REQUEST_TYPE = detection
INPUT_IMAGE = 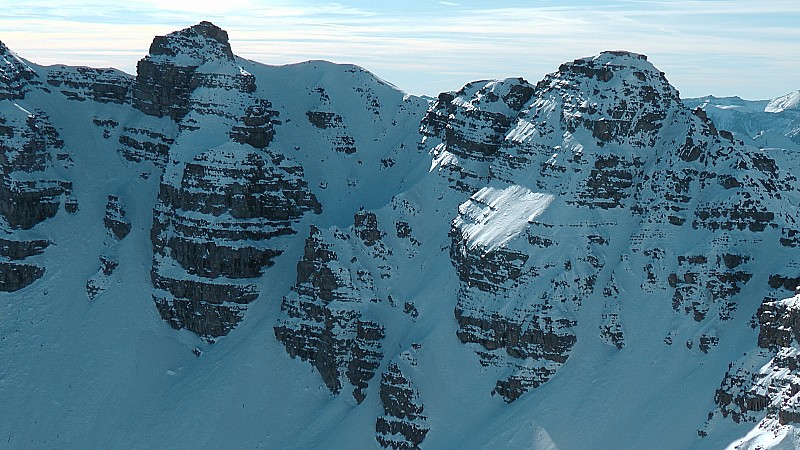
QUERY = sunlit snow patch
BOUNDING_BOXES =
[765,90,800,113]
[429,143,460,172]
[454,185,554,253]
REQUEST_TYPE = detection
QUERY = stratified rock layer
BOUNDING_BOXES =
[0,104,70,292]
[132,21,239,121]
[0,41,39,100]
[706,296,800,438]
[432,51,795,402]
[152,144,320,338]
[376,355,429,449]
[275,224,385,403]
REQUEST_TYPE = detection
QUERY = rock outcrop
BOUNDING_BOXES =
[275,224,385,403]
[305,89,358,154]
[376,353,429,449]
[422,78,535,192]
[85,195,132,300]
[705,296,800,441]
[132,21,242,121]
[0,105,71,292]
[426,50,796,402]
[230,100,278,149]
[117,124,176,167]
[103,195,131,240]
[0,109,72,230]
[46,66,131,104]
[0,41,39,100]
[152,144,320,338]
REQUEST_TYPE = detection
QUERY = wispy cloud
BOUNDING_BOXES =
[1,0,798,99]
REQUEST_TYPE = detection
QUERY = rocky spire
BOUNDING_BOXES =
[146,21,234,64]
[131,21,250,121]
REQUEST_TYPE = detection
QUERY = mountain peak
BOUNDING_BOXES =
[556,50,663,83]
[765,90,800,113]
[132,21,252,121]
[595,50,648,62]
[513,50,683,151]
[147,21,234,65]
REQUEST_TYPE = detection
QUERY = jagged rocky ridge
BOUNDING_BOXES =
[424,51,796,402]
[3,22,800,449]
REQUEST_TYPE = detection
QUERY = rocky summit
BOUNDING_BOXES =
[2,22,800,449]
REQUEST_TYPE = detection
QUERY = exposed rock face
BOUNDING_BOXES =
[422,78,535,192]
[0,110,71,230]
[86,255,120,301]
[305,87,358,154]
[86,196,131,300]
[46,66,131,104]
[427,51,796,402]
[354,211,384,247]
[152,144,321,339]
[131,21,249,121]
[0,41,39,100]
[0,106,70,292]
[599,275,625,349]
[376,354,429,449]
[450,234,583,401]
[103,195,131,240]
[0,261,44,292]
[552,52,677,149]
[0,238,49,260]
[230,100,278,149]
[707,296,800,433]
[275,225,385,403]
[447,184,600,401]
[117,125,175,167]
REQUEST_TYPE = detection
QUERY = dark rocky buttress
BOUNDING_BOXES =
[274,224,385,403]
[152,145,320,339]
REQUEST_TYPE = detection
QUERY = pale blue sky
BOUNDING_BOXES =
[1,0,798,99]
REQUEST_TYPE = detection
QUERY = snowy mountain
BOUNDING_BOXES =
[2,22,800,449]
[684,94,800,152]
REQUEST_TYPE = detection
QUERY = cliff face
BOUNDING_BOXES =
[151,144,321,338]
[376,352,429,449]
[0,41,40,101]
[0,93,71,291]
[5,23,800,449]
[421,78,535,192]
[274,223,386,403]
[419,51,794,405]
[132,21,243,122]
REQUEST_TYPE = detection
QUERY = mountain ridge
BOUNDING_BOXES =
[2,21,800,449]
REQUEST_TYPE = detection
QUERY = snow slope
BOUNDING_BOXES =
[454,186,553,253]
[1,23,800,450]
[765,91,800,114]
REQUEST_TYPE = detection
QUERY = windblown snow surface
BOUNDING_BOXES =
[454,186,554,253]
